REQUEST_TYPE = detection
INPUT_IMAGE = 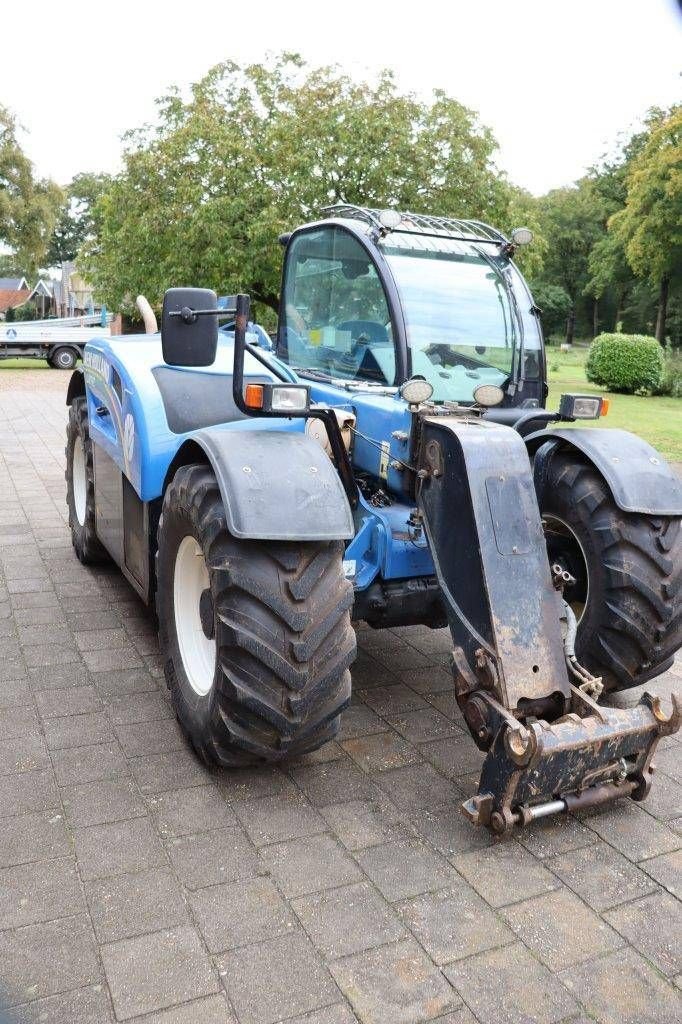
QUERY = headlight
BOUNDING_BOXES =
[511,227,533,246]
[558,393,605,419]
[244,383,310,413]
[399,377,434,405]
[473,384,505,408]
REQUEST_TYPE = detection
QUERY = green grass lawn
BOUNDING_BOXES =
[546,345,682,463]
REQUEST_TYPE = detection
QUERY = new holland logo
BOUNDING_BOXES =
[123,414,135,464]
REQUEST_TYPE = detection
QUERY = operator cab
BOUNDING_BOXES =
[275,206,546,408]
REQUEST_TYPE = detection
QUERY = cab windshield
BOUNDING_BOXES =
[383,240,542,403]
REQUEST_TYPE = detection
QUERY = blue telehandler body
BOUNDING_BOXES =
[65,206,681,833]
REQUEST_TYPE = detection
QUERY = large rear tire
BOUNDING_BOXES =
[65,397,109,564]
[541,453,681,693]
[156,463,356,766]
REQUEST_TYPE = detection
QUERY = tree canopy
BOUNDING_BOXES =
[83,55,533,319]
[0,105,62,272]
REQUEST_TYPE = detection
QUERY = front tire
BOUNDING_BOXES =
[65,397,108,564]
[541,453,681,692]
[156,464,356,766]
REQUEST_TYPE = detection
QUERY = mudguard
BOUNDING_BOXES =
[190,427,354,541]
[65,367,86,405]
[527,427,682,516]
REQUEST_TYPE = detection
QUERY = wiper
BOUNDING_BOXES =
[290,366,334,383]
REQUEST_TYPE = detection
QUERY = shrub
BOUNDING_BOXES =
[657,345,682,398]
[585,333,664,394]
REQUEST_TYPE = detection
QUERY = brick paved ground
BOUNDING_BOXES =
[0,366,680,1024]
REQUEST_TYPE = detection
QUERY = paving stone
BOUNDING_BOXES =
[167,826,259,890]
[387,707,460,745]
[101,924,218,1021]
[190,876,296,953]
[9,984,114,1023]
[51,741,129,785]
[0,658,27,683]
[0,915,101,1005]
[377,763,462,815]
[444,942,577,1024]
[330,937,459,1024]
[42,709,114,750]
[122,995,237,1023]
[341,732,422,773]
[560,947,681,1024]
[516,814,597,859]
[453,841,558,908]
[397,880,515,965]
[321,798,411,851]
[502,888,623,971]
[604,891,681,977]
[338,702,386,740]
[356,838,459,901]
[418,731,485,778]
[217,766,293,802]
[81,646,144,672]
[23,643,81,668]
[584,800,680,860]
[28,662,91,690]
[259,833,362,897]
[357,683,428,716]
[0,676,31,708]
[74,816,167,880]
[290,759,377,806]
[292,880,405,959]
[62,777,147,828]
[411,804,495,859]
[0,706,40,740]
[86,867,189,943]
[0,770,60,817]
[234,789,328,846]
[147,784,237,837]
[284,1007,358,1024]
[0,810,71,867]
[0,857,83,928]
[104,690,172,725]
[67,609,121,631]
[92,667,160,696]
[74,627,128,651]
[547,842,659,911]
[130,750,212,794]
[114,718,186,756]
[218,931,339,1024]
[640,848,681,897]
[34,685,103,719]
[0,734,49,776]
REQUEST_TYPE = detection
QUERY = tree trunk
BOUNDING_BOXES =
[565,305,575,346]
[655,275,669,344]
[592,298,599,339]
[614,287,628,331]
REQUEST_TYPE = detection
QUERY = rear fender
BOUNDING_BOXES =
[65,368,85,405]
[177,427,354,541]
[527,427,682,516]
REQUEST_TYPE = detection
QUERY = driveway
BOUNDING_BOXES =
[0,367,680,1024]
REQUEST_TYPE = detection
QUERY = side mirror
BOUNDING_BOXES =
[161,288,219,366]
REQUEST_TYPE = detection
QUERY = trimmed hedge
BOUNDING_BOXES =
[585,333,664,394]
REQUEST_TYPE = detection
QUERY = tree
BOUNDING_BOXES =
[0,105,62,272]
[610,106,682,342]
[45,172,112,267]
[536,182,604,344]
[84,55,518,319]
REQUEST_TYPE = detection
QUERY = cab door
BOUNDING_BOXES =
[276,225,399,386]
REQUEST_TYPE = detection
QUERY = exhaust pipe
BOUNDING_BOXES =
[136,295,158,334]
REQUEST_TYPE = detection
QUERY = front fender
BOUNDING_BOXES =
[65,367,85,405]
[190,427,354,541]
[526,427,682,516]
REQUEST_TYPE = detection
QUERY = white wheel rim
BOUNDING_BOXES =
[543,513,590,624]
[72,437,87,526]
[174,535,216,697]
[59,352,71,366]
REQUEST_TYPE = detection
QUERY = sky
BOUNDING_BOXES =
[1,0,680,196]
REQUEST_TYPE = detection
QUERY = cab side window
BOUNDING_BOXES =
[278,227,395,385]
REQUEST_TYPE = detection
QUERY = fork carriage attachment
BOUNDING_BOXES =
[415,414,681,835]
